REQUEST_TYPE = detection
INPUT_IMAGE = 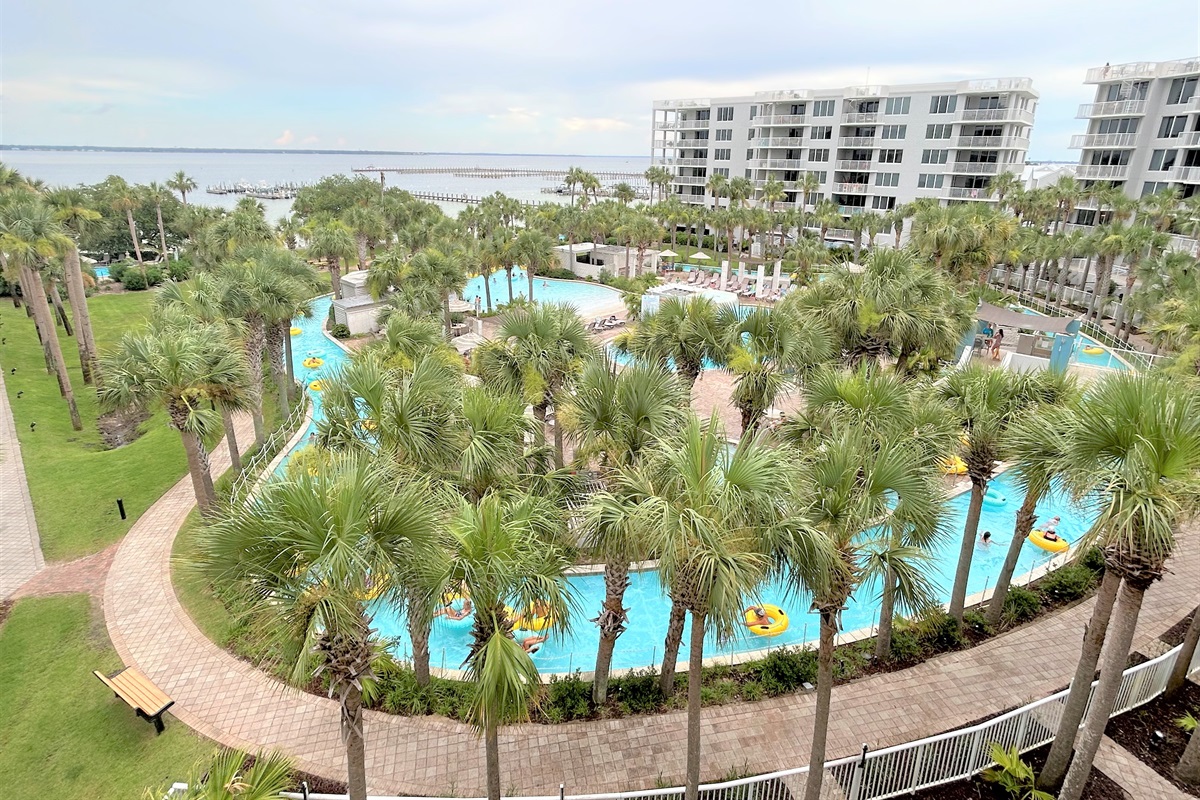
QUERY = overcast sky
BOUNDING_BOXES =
[2,0,1197,159]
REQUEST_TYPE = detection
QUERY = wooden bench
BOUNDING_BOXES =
[93,667,174,734]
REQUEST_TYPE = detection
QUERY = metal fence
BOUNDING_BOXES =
[169,635,1199,800]
[227,394,310,501]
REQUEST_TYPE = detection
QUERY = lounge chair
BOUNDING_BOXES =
[687,271,700,285]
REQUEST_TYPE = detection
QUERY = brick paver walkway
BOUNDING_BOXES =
[0,369,43,598]
[103,414,1200,796]
[1096,736,1190,799]
[11,543,117,600]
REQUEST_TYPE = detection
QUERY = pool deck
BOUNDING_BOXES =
[102,408,1200,795]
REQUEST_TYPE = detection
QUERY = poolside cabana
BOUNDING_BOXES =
[958,302,1081,373]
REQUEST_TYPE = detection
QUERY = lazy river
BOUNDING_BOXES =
[286,296,1098,674]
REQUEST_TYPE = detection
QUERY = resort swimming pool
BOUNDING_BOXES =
[1015,307,1129,371]
[462,273,624,316]
[284,298,1098,675]
[606,345,721,373]
[93,266,110,279]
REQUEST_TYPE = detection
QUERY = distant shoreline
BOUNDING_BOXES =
[0,145,640,159]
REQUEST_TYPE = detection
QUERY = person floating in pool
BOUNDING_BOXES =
[1041,516,1062,541]
[542,280,549,288]
[746,605,770,627]
[435,596,472,621]
[520,634,547,654]
[980,531,993,546]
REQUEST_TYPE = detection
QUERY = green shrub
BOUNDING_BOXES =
[1080,546,1106,574]
[144,265,164,286]
[963,610,991,636]
[917,608,966,651]
[739,681,764,701]
[700,679,737,706]
[380,669,431,716]
[887,628,923,663]
[752,647,816,696]
[168,257,191,281]
[541,671,592,723]
[543,267,578,281]
[1002,586,1042,625]
[120,269,149,291]
[108,262,128,283]
[330,323,351,339]
[611,670,664,715]
[1039,564,1096,603]
[833,643,871,681]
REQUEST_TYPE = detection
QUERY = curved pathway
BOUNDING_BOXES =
[0,369,43,598]
[104,421,1200,796]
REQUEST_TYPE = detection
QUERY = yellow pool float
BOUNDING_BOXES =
[309,380,325,391]
[1028,530,1069,553]
[1082,346,1105,355]
[291,327,303,336]
[302,357,324,369]
[514,604,555,632]
[940,455,968,475]
[744,603,789,637]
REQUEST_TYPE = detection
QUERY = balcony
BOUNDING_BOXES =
[965,77,1034,92]
[838,136,876,147]
[653,157,707,167]
[1075,164,1130,180]
[654,98,711,110]
[1167,233,1200,255]
[1077,100,1148,118]
[1084,62,1159,83]
[950,162,1001,175]
[833,182,869,194]
[749,159,805,169]
[1068,133,1140,149]
[755,137,805,147]
[759,114,807,125]
[1172,166,1200,183]
[835,160,874,171]
[958,107,1035,123]
[842,112,879,124]
[836,206,866,216]
[946,187,991,200]
[671,140,711,150]
[673,176,708,186]
[1188,96,1200,113]
[1162,58,1200,77]
[1177,130,1200,147]
[654,119,711,130]
[955,135,1030,149]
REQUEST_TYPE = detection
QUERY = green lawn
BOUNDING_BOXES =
[0,595,212,799]
[0,292,188,561]
[172,510,240,647]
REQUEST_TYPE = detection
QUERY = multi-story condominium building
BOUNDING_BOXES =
[1068,57,1200,232]
[651,78,1037,216]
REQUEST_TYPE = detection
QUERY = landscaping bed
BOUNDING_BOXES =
[906,744,1129,799]
[1105,679,1200,798]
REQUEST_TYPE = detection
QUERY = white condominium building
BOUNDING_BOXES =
[1069,57,1200,220]
[651,78,1037,215]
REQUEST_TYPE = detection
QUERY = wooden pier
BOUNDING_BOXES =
[352,166,646,181]
[405,191,540,207]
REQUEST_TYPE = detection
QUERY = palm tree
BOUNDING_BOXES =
[1050,174,1082,234]
[276,214,303,250]
[342,204,386,270]
[193,455,438,800]
[174,748,293,800]
[612,182,636,206]
[434,492,572,800]
[45,188,103,384]
[580,172,602,207]
[988,171,1023,212]
[1114,225,1169,339]
[106,178,145,265]
[147,182,173,262]
[621,296,727,388]
[797,172,822,214]
[307,220,356,299]
[784,236,829,286]
[514,228,556,301]
[408,246,468,340]
[705,172,727,211]
[100,320,250,514]
[624,214,662,278]
[564,166,587,207]
[1054,374,1200,800]
[168,170,198,205]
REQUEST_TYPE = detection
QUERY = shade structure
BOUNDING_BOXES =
[451,332,486,354]
[448,298,474,313]
[690,252,711,260]
[658,249,679,258]
[978,302,1078,335]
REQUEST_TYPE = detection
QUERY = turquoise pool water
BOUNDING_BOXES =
[1014,307,1129,371]
[285,299,1099,674]
[463,274,623,316]
[93,266,110,279]
[606,345,721,373]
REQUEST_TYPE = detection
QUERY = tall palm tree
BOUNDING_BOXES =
[988,171,1023,212]
[147,182,173,262]
[106,178,144,265]
[45,188,103,384]
[168,170,198,205]
[620,296,727,389]
[307,220,356,299]
[612,182,636,206]
[342,204,386,270]
[624,214,662,278]
[100,320,250,514]
[705,172,727,211]
[408,246,468,340]
[433,492,572,800]
[514,228,556,300]
[564,166,587,207]
[1054,374,1200,800]
[1114,225,1169,339]
[193,455,438,800]
[175,748,293,800]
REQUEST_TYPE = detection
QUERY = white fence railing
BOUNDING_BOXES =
[228,394,310,500]
[170,636,1200,800]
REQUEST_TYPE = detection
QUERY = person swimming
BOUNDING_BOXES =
[1041,516,1062,541]
[980,531,993,546]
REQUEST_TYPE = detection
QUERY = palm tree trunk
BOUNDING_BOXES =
[874,567,897,661]
[1167,609,1200,696]
[408,587,432,686]
[329,261,343,299]
[948,482,986,622]
[1039,567,1121,790]
[485,716,502,800]
[684,611,706,800]
[23,265,82,431]
[531,403,548,449]
[1088,257,1112,321]
[527,261,536,303]
[19,267,56,375]
[283,325,297,404]
[551,402,564,468]
[804,609,838,800]
[343,684,368,800]
[482,269,493,314]
[505,267,514,304]
[125,209,144,264]
[1076,255,1095,312]
[47,281,73,335]
[593,561,631,704]
[220,405,242,475]
[244,324,267,447]
[442,292,453,342]
[356,234,368,270]
[156,203,169,263]
[176,425,217,514]
[265,323,289,420]
[1058,578,1147,800]
[986,492,1038,628]
[63,244,99,385]
[1178,724,1200,785]
[659,596,687,697]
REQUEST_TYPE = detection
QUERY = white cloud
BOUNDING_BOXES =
[302,134,320,145]
[274,129,295,145]
[559,116,632,133]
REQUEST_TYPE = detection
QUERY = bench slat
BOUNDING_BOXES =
[95,667,173,716]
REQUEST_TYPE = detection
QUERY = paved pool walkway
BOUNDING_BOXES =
[0,369,43,599]
[103,424,1200,796]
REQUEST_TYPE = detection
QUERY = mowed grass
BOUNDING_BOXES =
[0,291,188,561]
[171,509,239,646]
[0,595,212,799]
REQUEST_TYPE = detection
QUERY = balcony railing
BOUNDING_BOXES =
[1077,100,1148,117]
[759,114,807,125]
[1167,233,1200,254]
[671,140,711,150]
[672,176,708,186]
[955,135,1029,149]
[755,137,805,147]
[653,157,707,167]
[1177,130,1200,147]
[837,136,876,147]
[654,98,711,110]
[965,77,1034,92]
[842,112,879,124]
[958,107,1035,123]
[1172,166,1200,183]
[833,182,869,194]
[950,162,1001,175]
[1084,62,1159,83]
[654,119,711,130]
[836,205,866,216]
[947,187,991,200]
[1188,96,1200,112]
[1069,132,1140,149]
[835,160,874,171]
[1075,163,1130,180]
[749,159,805,169]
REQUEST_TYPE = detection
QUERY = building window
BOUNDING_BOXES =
[1149,149,1178,171]
[696,109,711,120]
[878,148,903,163]
[714,167,730,177]
[1168,77,1198,105]
[1097,118,1139,134]
[885,96,910,115]
[1105,81,1149,101]
[806,170,827,184]
[748,128,756,139]
[917,173,945,189]
[808,148,830,162]
[746,149,754,160]
[974,95,1003,110]
[745,169,753,179]
[925,124,953,139]
[875,172,900,187]
[811,125,833,140]
[921,149,949,164]
[872,196,897,210]
[881,125,907,139]
[714,149,731,161]
[789,103,806,115]
[715,128,733,141]
[1159,116,1187,138]
[1142,181,1170,197]
[716,106,734,121]
[1089,150,1130,166]
[749,105,757,119]
[929,95,957,114]
[811,99,835,117]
